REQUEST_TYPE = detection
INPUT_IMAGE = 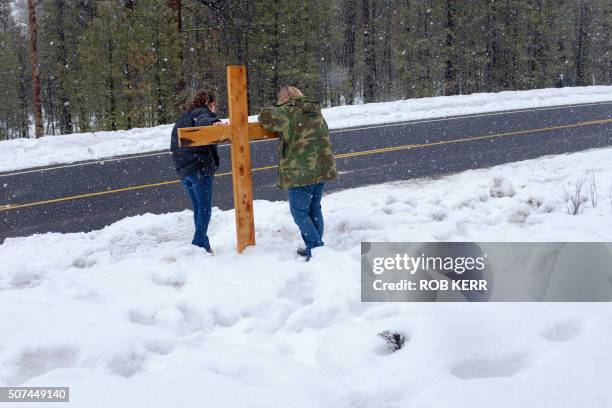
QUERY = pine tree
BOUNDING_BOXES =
[0,0,29,139]
[78,1,126,130]
[2,0,611,138]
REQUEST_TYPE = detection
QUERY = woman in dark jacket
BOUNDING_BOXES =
[170,90,221,253]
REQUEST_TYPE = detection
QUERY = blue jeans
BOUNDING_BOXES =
[288,182,325,255]
[181,170,214,250]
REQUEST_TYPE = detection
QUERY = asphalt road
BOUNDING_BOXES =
[1,101,611,242]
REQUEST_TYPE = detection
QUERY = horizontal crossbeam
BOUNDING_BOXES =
[178,123,278,147]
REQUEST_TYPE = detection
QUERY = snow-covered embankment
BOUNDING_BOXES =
[1,85,611,172]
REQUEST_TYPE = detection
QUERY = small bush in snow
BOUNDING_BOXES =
[378,330,406,352]
[588,171,598,208]
[563,177,588,215]
[489,177,515,198]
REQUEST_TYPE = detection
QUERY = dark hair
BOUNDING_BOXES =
[189,89,216,111]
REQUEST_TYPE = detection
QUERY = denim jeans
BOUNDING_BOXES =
[181,170,214,251]
[288,182,325,255]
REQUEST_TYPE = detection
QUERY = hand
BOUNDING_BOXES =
[213,121,226,126]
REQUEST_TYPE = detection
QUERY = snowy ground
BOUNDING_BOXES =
[1,85,612,172]
[1,146,612,407]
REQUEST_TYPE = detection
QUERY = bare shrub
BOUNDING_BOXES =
[378,330,407,352]
[562,177,588,215]
[588,170,598,208]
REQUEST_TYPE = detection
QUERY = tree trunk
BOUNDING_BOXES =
[271,0,280,100]
[17,45,30,138]
[45,80,56,135]
[27,0,43,138]
[444,0,458,95]
[362,0,376,103]
[575,0,589,85]
[124,0,134,129]
[153,35,167,125]
[55,0,73,134]
[167,0,185,108]
[343,0,356,104]
[604,4,611,84]
[107,36,117,131]
[382,2,392,99]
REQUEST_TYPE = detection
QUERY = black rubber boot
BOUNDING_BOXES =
[297,248,312,261]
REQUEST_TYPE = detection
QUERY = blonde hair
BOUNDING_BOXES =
[277,86,303,105]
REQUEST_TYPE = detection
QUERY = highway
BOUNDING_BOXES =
[1,101,611,242]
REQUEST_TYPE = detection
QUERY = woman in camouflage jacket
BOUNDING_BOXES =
[259,86,338,260]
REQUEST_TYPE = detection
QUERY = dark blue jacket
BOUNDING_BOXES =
[170,107,221,178]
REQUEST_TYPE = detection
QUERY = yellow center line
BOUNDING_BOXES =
[1,118,610,213]
[337,118,612,159]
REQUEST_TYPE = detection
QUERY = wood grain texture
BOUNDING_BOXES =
[227,65,256,253]
[248,123,278,140]
[177,124,232,146]
[178,123,276,147]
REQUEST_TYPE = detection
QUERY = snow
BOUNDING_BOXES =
[1,146,612,407]
[489,176,516,198]
[1,85,612,173]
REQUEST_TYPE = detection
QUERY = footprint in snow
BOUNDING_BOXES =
[11,345,79,384]
[541,320,582,343]
[107,349,146,378]
[450,352,529,379]
[279,271,315,307]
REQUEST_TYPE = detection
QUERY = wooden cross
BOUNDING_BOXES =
[178,65,278,253]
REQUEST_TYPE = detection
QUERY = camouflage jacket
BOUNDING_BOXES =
[259,96,338,189]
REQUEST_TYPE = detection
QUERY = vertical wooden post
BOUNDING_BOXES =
[227,65,256,252]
